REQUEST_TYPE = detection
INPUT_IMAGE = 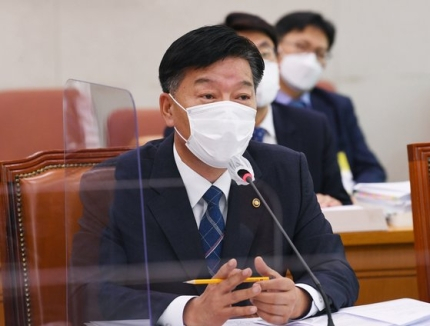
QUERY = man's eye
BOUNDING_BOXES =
[202,94,214,99]
[295,42,309,51]
[260,50,276,60]
[239,95,251,101]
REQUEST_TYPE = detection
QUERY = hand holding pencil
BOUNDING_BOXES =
[182,258,263,325]
[185,276,270,285]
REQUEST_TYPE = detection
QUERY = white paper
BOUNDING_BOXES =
[340,298,430,325]
[87,298,430,326]
[353,181,411,200]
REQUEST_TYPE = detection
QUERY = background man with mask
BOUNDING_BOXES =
[98,25,358,325]
[224,12,351,207]
[275,11,386,186]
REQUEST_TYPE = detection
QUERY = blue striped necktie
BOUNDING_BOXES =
[289,99,307,109]
[199,185,225,275]
[252,127,266,142]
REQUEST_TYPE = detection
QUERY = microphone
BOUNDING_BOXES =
[234,166,335,326]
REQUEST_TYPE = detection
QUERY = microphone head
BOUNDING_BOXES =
[237,169,253,183]
[228,156,255,186]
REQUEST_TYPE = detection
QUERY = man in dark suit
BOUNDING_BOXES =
[224,12,351,207]
[275,11,386,185]
[98,25,358,325]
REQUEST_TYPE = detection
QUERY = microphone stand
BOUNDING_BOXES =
[242,173,335,326]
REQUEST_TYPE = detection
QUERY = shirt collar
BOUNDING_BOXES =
[173,143,231,208]
[258,105,276,138]
[275,89,311,107]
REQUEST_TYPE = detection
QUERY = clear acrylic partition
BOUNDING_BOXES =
[63,80,152,324]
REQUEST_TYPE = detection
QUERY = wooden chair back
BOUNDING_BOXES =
[0,148,128,325]
[0,89,64,161]
[106,108,166,146]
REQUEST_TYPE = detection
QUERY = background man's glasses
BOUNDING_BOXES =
[280,40,331,62]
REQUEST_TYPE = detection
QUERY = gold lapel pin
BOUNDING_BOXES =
[252,198,260,208]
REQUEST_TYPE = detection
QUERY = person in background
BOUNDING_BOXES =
[224,12,351,207]
[275,11,386,187]
[98,25,358,325]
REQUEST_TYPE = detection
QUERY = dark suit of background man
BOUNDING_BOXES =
[223,12,351,208]
[97,25,358,325]
[274,11,386,184]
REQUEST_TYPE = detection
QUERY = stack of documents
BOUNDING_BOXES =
[86,298,430,325]
[322,205,388,233]
[353,181,412,227]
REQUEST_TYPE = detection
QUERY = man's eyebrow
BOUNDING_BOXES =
[194,77,212,85]
[258,40,274,49]
[194,78,253,88]
[241,80,254,88]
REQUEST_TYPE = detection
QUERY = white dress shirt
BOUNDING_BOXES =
[258,105,277,144]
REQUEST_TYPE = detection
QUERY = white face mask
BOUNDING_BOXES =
[279,52,323,92]
[256,60,280,108]
[169,94,256,168]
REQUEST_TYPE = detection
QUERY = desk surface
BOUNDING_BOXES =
[339,226,414,246]
[338,225,418,305]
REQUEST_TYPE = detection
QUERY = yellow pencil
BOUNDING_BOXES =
[184,276,270,285]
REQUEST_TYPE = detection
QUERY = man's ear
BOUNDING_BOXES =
[159,93,174,127]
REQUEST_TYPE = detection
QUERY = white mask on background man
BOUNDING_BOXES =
[256,60,280,108]
[169,94,256,168]
[279,52,323,92]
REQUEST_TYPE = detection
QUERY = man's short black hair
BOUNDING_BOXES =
[224,12,278,50]
[275,11,336,50]
[158,25,265,94]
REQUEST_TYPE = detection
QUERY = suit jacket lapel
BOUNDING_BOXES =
[222,182,263,269]
[311,89,340,131]
[145,137,207,281]
[222,151,266,269]
[271,103,301,149]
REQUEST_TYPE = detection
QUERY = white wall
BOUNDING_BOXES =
[1,0,429,181]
